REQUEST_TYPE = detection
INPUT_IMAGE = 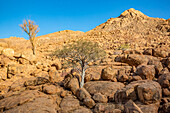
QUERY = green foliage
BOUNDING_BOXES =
[55,40,106,67]
[54,40,106,88]
[118,43,130,50]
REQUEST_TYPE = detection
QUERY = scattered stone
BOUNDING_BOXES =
[93,103,122,113]
[93,93,108,103]
[117,69,129,82]
[0,71,7,81]
[51,59,62,70]
[153,48,168,58]
[101,67,118,81]
[0,90,47,112]
[137,81,162,104]
[147,58,163,76]
[76,88,91,101]
[115,54,149,67]
[59,96,80,112]
[158,73,170,97]
[67,77,80,94]
[125,100,143,113]
[83,97,95,108]
[3,96,57,113]
[1,48,14,57]
[135,64,155,80]
[71,107,92,113]
[42,85,57,94]
[136,101,160,113]
[24,77,49,86]
[84,81,124,100]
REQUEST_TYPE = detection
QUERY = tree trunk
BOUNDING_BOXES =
[80,69,85,88]
[30,37,36,55]
[32,45,36,55]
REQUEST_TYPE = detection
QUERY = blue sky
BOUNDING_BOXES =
[0,0,170,40]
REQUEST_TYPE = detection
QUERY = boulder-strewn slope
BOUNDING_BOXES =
[83,8,170,51]
[0,8,169,113]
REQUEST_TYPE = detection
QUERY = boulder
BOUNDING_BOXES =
[1,48,14,57]
[158,73,170,88]
[76,88,91,101]
[83,97,95,108]
[42,85,57,94]
[125,100,143,113]
[158,68,169,75]
[115,83,138,103]
[48,67,62,83]
[163,88,170,96]
[24,77,50,86]
[153,48,168,58]
[135,65,155,80]
[147,58,163,76]
[21,50,37,64]
[158,73,170,96]
[115,54,149,67]
[136,101,160,113]
[117,69,129,82]
[101,67,118,81]
[115,80,152,104]
[63,74,79,95]
[3,95,57,113]
[0,85,9,95]
[59,96,80,112]
[8,64,35,77]
[164,57,170,71]
[34,71,49,79]
[0,90,48,112]
[85,66,103,82]
[51,59,62,70]
[71,107,92,113]
[60,90,73,98]
[93,103,122,113]
[10,78,27,91]
[84,81,124,100]
[18,58,30,64]
[129,75,143,82]
[160,102,170,113]
[93,93,108,103]
[67,77,79,94]
[137,81,162,104]
[0,55,12,67]
[0,71,7,81]
[143,48,152,55]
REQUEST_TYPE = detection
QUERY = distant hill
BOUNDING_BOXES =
[1,8,170,53]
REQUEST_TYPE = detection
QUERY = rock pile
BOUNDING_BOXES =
[0,8,169,113]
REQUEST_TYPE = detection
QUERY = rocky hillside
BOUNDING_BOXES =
[0,8,169,113]
[84,8,170,51]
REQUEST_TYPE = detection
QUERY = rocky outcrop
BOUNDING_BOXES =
[84,81,124,101]
[158,73,170,97]
[101,67,118,81]
[94,103,122,113]
[0,8,169,113]
[124,100,143,113]
[137,81,162,104]
[115,80,162,104]
[135,64,155,80]
[59,96,80,112]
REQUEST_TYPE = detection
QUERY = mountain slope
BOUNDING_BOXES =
[83,8,170,50]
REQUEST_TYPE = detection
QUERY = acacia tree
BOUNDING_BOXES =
[20,20,39,55]
[56,40,106,88]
